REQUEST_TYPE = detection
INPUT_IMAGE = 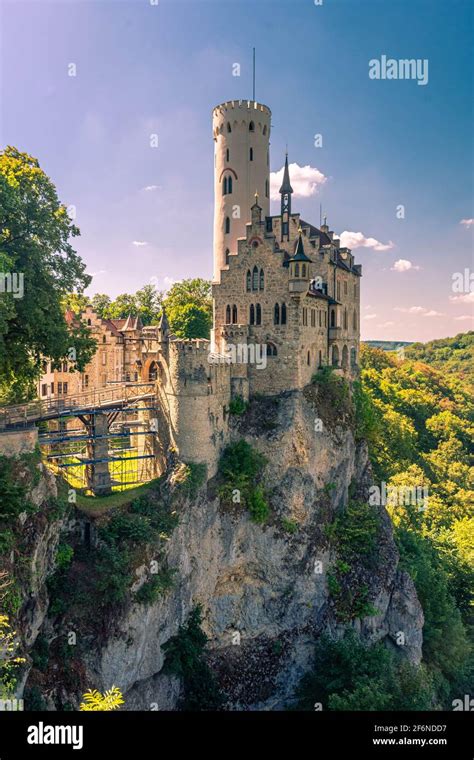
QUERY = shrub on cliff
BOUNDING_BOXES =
[218,440,269,524]
[162,605,224,710]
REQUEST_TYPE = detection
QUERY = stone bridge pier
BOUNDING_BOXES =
[82,413,112,496]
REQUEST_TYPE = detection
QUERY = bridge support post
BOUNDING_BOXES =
[84,413,112,496]
[135,402,163,481]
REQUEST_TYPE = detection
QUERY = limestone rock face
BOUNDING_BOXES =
[13,390,424,710]
[81,390,423,710]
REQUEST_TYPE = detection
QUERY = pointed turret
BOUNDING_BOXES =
[280,153,293,241]
[279,153,293,195]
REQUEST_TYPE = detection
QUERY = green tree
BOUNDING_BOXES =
[0,147,96,402]
[134,284,162,325]
[90,293,111,318]
[163,278,212,339]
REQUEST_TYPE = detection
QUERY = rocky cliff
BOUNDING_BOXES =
[6,386,424,710]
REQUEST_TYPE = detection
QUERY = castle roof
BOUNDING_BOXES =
[279,153,293,194]
[289,230,312,263]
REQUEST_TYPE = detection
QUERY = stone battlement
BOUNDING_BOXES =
[212,100,271,117]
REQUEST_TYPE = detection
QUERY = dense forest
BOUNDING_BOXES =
[405,332,474,393]
[299,338,473,709]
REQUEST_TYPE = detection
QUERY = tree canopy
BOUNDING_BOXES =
[0,147,96,403]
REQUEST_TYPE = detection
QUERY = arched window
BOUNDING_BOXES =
[274,303,280,325]
[87,318,92,326]
[226,305,231,324]
[249,147,253,161]
[265,179,269,197]
[223,176,228,195]
[249,121,255,132]
[225,216,230,233]
[281,302,287,325]
[252,265,259,291]
[232,305,238,324]
[256,303,262,325]
[259,268,264,290]
[228,176,232,194]
[225,248,230,265]
[102,335,106,343]
[250,304,255,325]
[295,263,300,277]
[246,270,251,291]
[330,310,336,328]
[263,125,267,136]
[227,122,232,133]
[302,264,307,278]
[266,342,277,356]
[343,308,348,330]
[226,148,230,161]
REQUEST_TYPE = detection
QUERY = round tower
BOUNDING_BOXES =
[212,100,271,282]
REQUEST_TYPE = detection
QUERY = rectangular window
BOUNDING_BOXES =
[50,383,54,394]
[41,384,47,396]
[63,361,68,372]
[57,382,62,395]
[63,383,68,395]
[337,282,341,300]
[344,281,348,295]
[319,310,322,327]
[84,375,89,388]
[324,312,327,327]
[266,217,273,232]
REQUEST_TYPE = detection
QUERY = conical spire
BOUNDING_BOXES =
[279,153,293,194]
[291,226,311,262]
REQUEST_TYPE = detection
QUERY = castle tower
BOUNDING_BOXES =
[212,100,272,282]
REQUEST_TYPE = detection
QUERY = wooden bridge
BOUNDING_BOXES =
[0,383,156,432]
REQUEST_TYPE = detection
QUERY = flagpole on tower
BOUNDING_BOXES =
[253,47,256,101]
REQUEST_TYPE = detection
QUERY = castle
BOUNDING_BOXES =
[38,99,361,477]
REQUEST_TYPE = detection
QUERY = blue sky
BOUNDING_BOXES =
[1,0,473,341]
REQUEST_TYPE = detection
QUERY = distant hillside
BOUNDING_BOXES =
[364,340,412,352]
[405,332,474,392]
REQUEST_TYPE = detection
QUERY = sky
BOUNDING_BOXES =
[0,0,473,342]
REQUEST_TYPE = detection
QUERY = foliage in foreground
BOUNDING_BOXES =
[79,686,124,711]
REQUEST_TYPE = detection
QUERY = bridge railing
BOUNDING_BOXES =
[0,382,156,431]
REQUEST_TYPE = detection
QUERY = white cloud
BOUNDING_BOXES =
[454,315,474,321]
[270,162,327,201]
[460,218,473,228]
[149,275,176,292]
[132,240,148,247]
[394,305,425,313]
[450,292,474,304]
[364,313,377,320]
[338,231,394,252]
[378,321,395,327]
[90,269,107,277]
[142,185,160,192]
[391,258,420,272]
[423,310,445,317]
